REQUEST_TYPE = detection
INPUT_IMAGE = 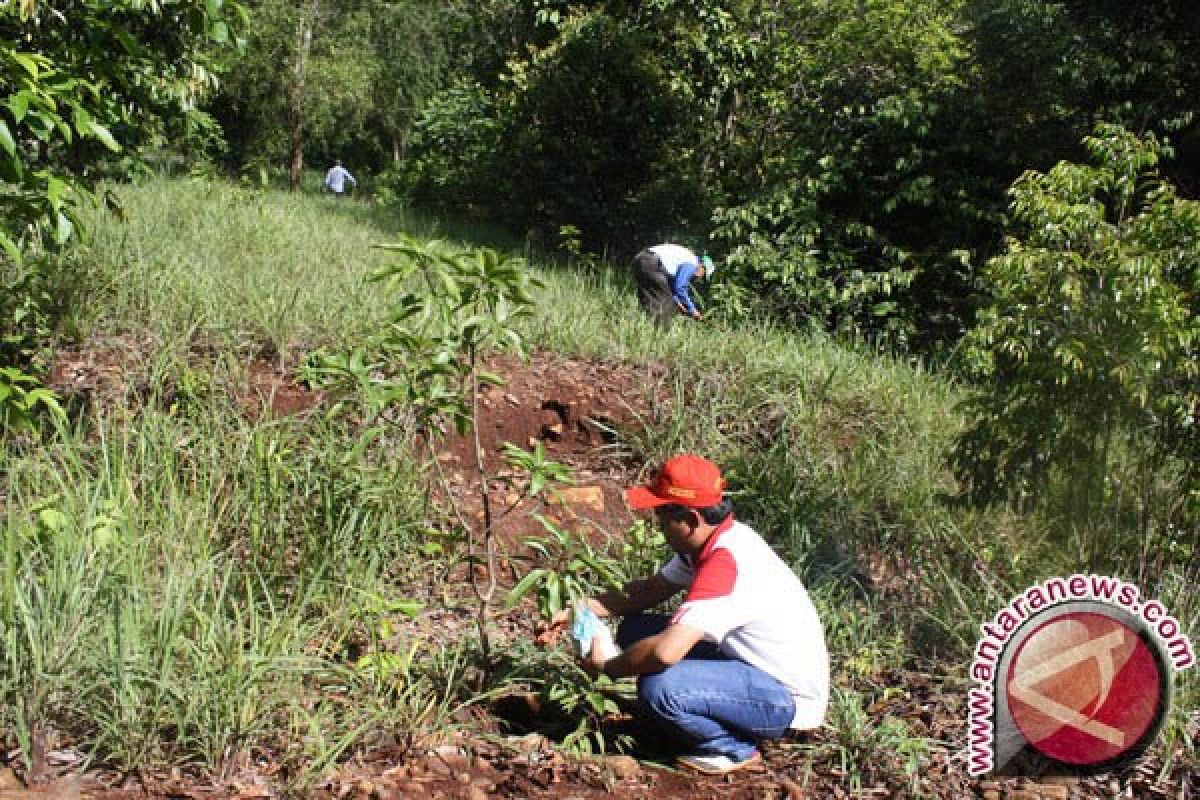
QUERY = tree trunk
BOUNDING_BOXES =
[289,0,320,192]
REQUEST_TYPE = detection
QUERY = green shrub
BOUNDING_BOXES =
[955,124,1199,550]
[0,366,63,434]
[398,83,507,216]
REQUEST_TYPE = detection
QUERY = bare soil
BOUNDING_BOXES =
[427,351,667,550]
[23,344,1198,800]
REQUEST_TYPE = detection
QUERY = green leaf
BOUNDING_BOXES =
[0,120,15,158]
[46,176,67,209]
[54,211,74,244]
[11,52,40,78]
[87,121,120,151]
[384,599,424,619]
[8,91,31,122]
[546,578,563,615]
[0,232,21,264]
[505,568,549,608]
[37,508,68,533]
[587,692,607,714]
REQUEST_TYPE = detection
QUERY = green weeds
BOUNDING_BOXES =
[0,393,447,784]
[1,175,1189,791]
[819,687,932,794]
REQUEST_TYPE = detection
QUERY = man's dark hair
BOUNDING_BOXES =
[657,498,733,526]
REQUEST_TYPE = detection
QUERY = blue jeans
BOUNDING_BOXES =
[616,614,795,761]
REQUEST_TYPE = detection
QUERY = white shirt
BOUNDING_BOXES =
[324,165,356,193]
[649,243,699,277]
[660,519,830,729]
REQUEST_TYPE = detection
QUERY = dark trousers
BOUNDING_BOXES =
[632,250,675,328]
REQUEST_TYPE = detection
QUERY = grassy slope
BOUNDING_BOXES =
[2,177,1194,786]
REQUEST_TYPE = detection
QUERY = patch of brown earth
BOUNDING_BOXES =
[429,351,670,553]
[239,359,324,420]
[46,336,323,421]
[46,334,152,412]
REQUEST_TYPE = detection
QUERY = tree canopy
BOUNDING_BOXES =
[243,0,1190,345]
[1,0,241,397]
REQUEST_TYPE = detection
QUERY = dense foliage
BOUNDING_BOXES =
[375,0,1197,344]
[1,0,240,430]
[209,0,458,185]
[956,125,1199,550]
[1,0,239,253]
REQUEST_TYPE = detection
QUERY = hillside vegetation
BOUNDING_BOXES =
[3,2,1197,796]
[0,177,1194,796]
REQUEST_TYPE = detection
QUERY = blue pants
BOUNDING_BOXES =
[616,614,796,761]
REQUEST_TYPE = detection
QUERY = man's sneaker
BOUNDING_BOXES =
[676,750,762,775]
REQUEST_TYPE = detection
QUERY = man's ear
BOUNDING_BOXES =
[686,509,703,530]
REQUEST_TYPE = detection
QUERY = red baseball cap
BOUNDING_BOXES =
[626,454,727,510]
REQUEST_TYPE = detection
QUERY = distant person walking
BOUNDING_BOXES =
[323,160,357,197]
[632,243,714,327]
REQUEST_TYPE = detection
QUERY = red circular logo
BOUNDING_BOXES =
[1006,611,1164,766]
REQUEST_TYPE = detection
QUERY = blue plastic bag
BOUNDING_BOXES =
[571,606,604,657]
[571,605,620,661]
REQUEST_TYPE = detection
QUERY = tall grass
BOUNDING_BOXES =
[2,175,1192,783]
[78,179,403,356]
[2,374,455,782]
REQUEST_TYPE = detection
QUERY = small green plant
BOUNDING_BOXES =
[506,515,622,618]
[0,366,64,434]
[557,224,584,260]
[306,234,539,675]
[500,440,575,498]
[495,639,633,756]
[165,362,215,417]
[545,664,630,754]
[818,687,931,793]
[348,588,424,692]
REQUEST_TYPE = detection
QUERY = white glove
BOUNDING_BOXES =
[571,605,620,661]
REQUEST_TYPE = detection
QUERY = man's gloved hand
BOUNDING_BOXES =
[573,606,620,675]
[537,600,605,646]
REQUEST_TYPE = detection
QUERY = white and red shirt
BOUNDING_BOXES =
[660,517,829,729]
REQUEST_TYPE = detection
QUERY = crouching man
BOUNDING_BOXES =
[554,454,829,775]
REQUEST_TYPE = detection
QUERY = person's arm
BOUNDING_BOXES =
[589,620,705,677]
[543,572,681,640]
[347,171,357,187]
[588,573,681,618]
[671,263,701,318]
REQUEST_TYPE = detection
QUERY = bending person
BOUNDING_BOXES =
[552,454,829,775]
